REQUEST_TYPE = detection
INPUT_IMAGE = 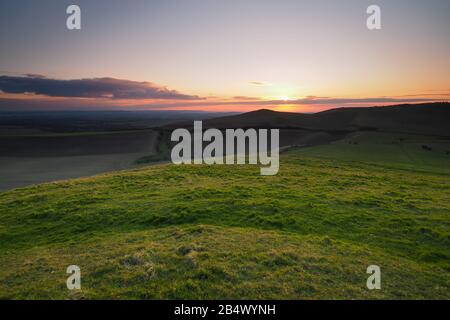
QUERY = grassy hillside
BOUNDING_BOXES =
[299,132,450,173]
[0,135,449,299]
[197,103,450,137]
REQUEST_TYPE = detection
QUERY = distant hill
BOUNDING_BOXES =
[197,103,450,137]
[162,102,449,149]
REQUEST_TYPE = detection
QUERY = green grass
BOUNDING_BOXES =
[0,133,449,299]
[299,131,450,173]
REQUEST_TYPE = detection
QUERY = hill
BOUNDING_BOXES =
[154,103,450,162]
[0,137,449,299]
[1,103,449,299]
[197,103,450,137]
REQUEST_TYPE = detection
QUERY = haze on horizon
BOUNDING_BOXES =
[0,0,449,113]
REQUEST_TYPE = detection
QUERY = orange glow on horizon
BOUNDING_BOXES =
[0,92,448,113]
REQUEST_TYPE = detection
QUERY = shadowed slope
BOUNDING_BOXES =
[192,103,450,137]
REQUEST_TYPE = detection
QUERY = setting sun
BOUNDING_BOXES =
[280,95,291,101]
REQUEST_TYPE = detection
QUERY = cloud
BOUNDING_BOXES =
[304,95,330,99]
[0,74,448,111]
[24,73,46,79]
[285,97,450,105]
[0,75,201,100]
[0,94,448,112]
[232,96,261,101]
[249,81,271,86]
[192,96,449,107]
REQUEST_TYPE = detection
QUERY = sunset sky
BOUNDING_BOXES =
[0,0,449,112]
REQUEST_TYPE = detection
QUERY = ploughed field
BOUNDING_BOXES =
[0,132,449,299]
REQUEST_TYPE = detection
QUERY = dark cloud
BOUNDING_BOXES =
[0,75,448,111]
[24,73,46,79]
[0,75,201,100]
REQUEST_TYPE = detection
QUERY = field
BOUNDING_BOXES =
[0,110,227,191]
[0,132,449,299]
[0,130,160,191]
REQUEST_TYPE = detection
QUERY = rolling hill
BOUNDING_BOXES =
[0,143,449,299]
[159,102,450,157]
[0,103,449,299]
[194,102,450,137]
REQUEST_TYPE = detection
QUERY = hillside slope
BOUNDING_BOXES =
[0,144,449,299]
[187,103,450,137]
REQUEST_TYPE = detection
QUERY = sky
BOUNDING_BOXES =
[0,0,449,112]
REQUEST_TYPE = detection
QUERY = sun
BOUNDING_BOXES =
[280,95,291,101]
